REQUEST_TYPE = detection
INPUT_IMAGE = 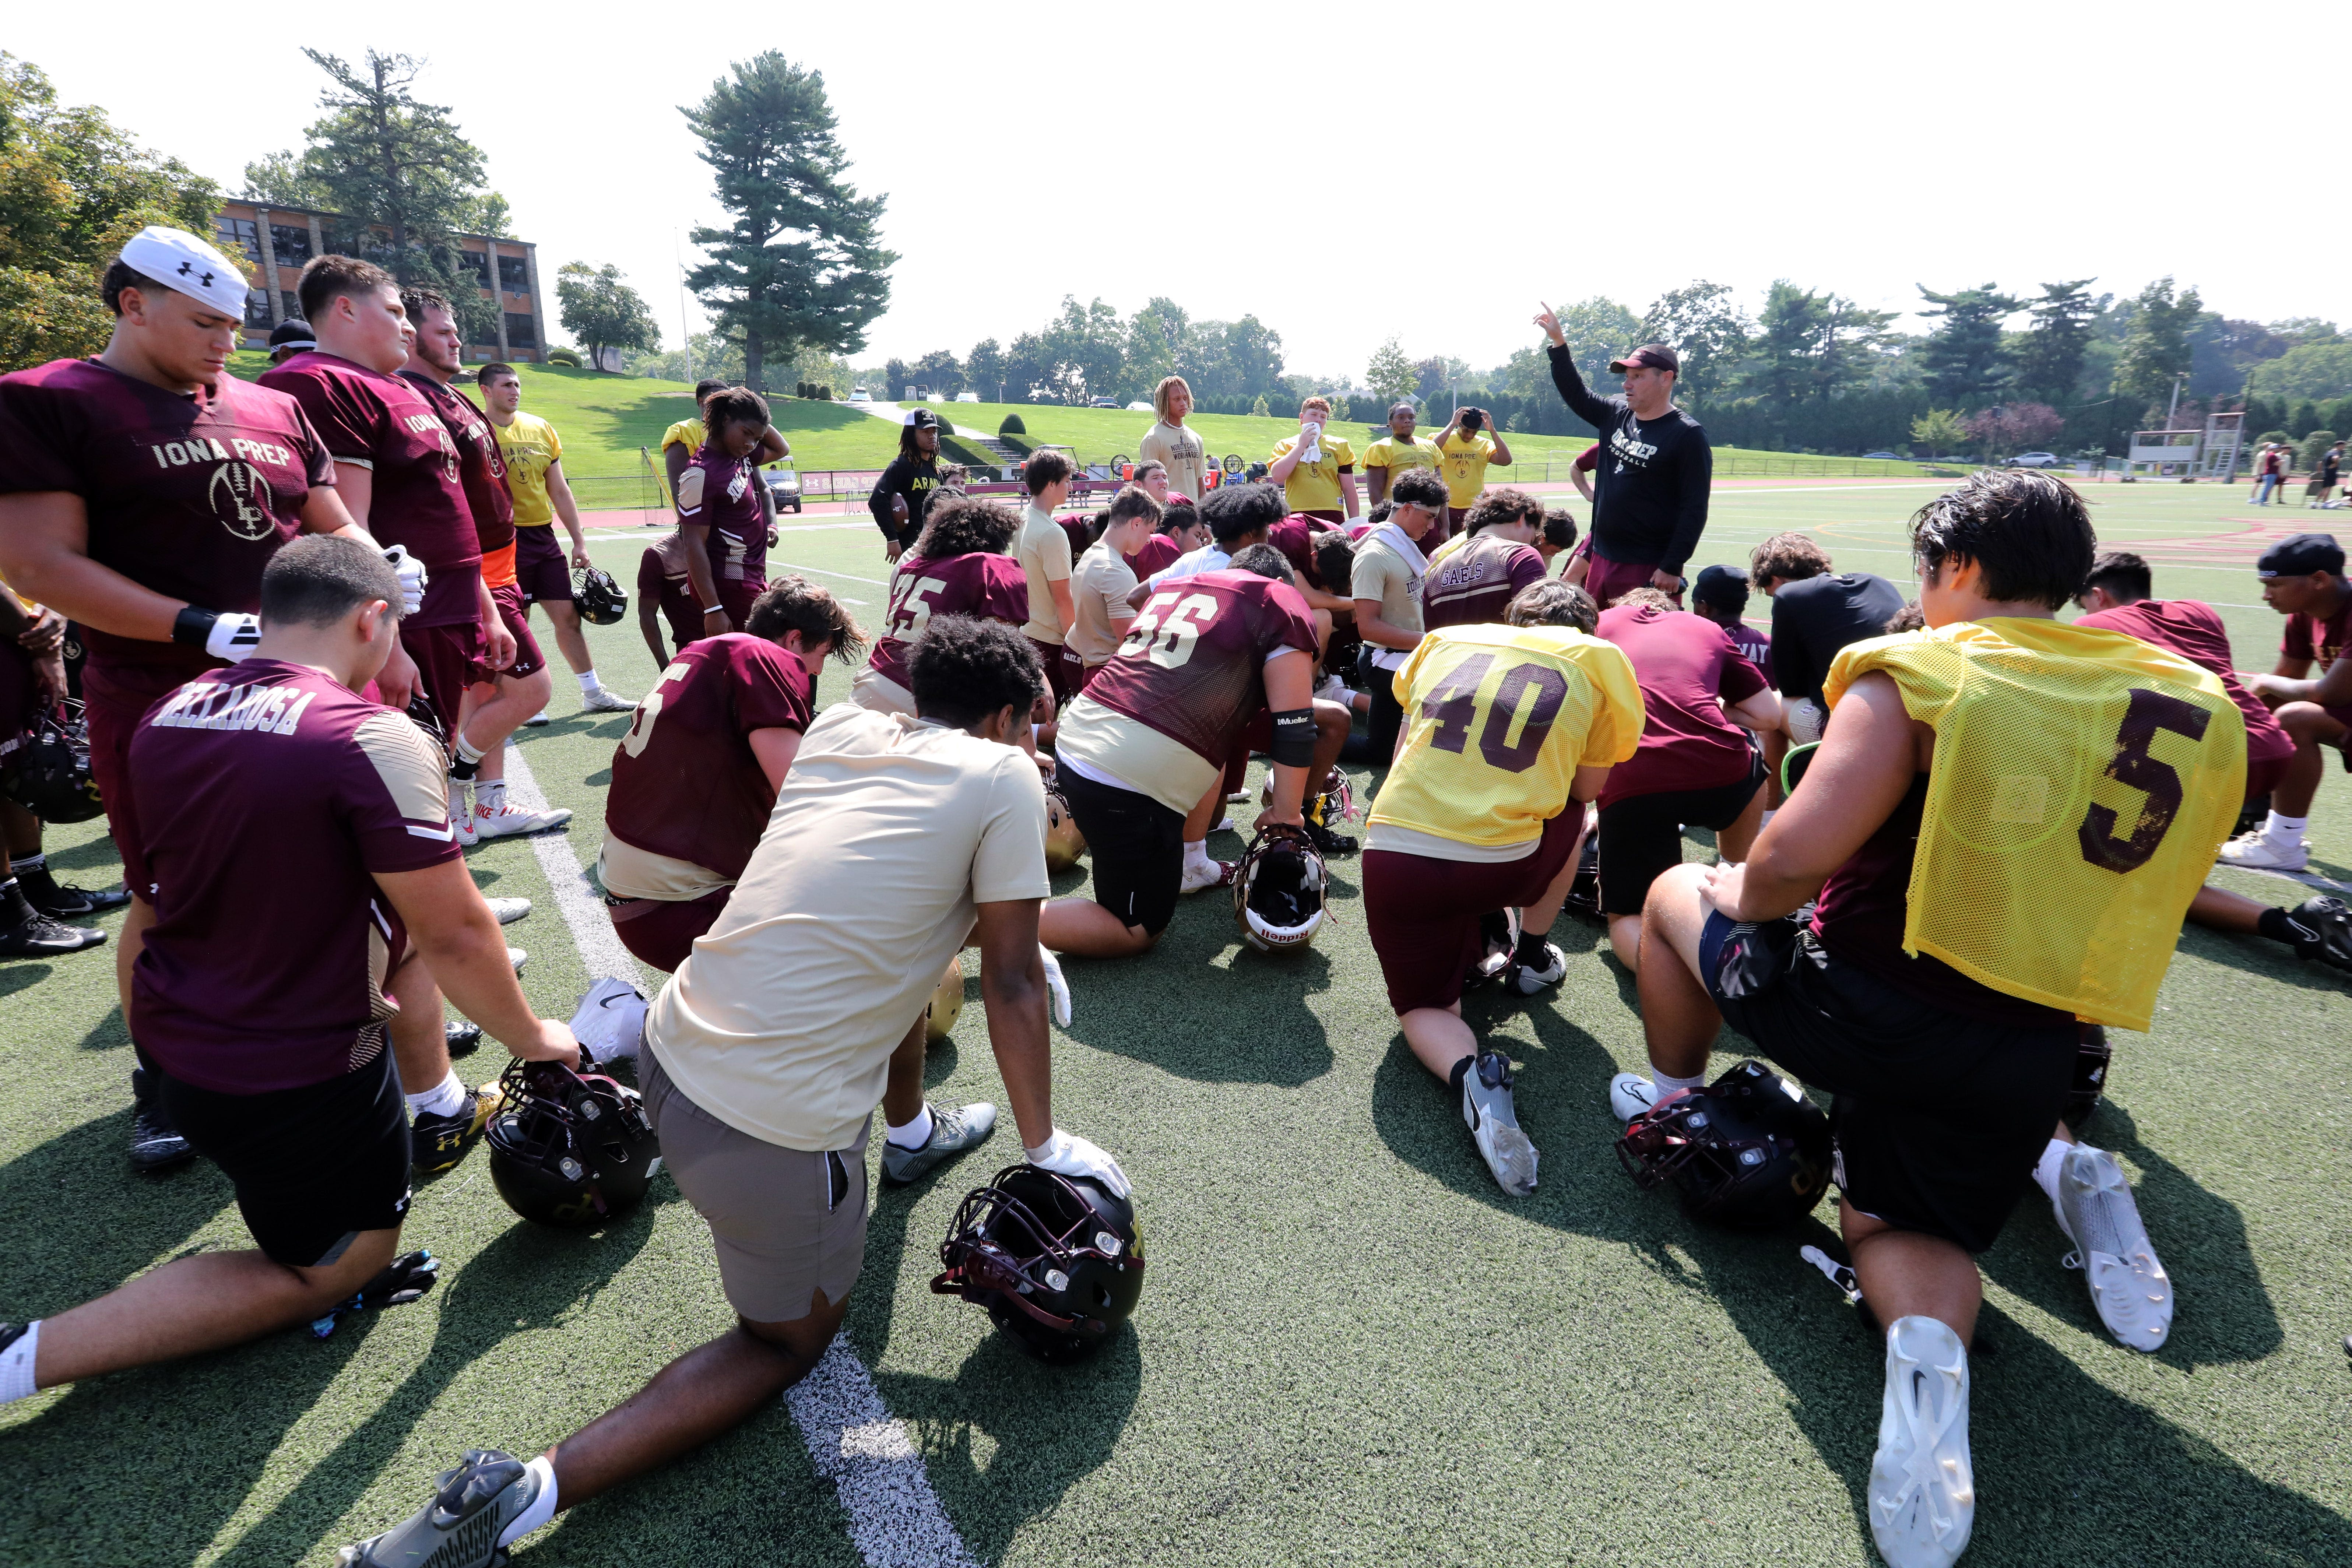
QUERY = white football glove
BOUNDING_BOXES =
[203,612,263,662]
[382,544,428,616]
[1038,945,1072,1028]
[1025,1127,1129,1199]
[567,976,647,1064]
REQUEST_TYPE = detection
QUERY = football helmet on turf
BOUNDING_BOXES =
[1043,782,1086,873]
[1232,824,1326,953]
[931,1163,1145,1363]
[2061,1022,2109,1131]
[486,1057,661,1226]
[927,954,964,1043]
[574,566,627,626]
[1562,833,1602,923]
[0,700,103,823]
[1616,1058,1832,1229]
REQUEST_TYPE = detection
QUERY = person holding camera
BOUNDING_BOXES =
[1432,407,1512,541]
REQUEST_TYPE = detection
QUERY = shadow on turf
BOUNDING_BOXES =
[1368,1027,2343,1563]
[2176,913,2352,995]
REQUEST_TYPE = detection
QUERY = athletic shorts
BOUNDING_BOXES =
[1584,555,1682,610]
[1057,765,1184,935]
[1363,805,1584,1013]
[83,657,208,896]
[0,642,32,757]
[400,620,486,728]
[154,1050,412,1268]
[1027,636,1080,706]
[1698,910,2073,1254]
[848,665,916,718]
[2245,751,2288,808]
[642,1049,867,1322]
[608,885,733,973]
[1441,505,1469,542]
[1597,753,1765,917]
[513,523,573,605]
[469,582,545,685]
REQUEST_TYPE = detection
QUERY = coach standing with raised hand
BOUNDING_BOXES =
[0,225,421,1174]
[1536,304,1712,607]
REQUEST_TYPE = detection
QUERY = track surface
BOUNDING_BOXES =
[4,480,2349,1566]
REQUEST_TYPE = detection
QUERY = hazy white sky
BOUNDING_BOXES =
[14,1,2340,379]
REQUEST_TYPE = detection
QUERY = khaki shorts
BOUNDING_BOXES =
[641,1050,869,1322]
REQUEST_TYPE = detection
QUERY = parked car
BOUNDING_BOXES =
[763,465,802,514]
[955,391,980,403]
[1125,400,1153,412]
[849,386,871,403]
[1861,451,1901,461]
[2007,451,2062,469]
[1089,397,1119,408]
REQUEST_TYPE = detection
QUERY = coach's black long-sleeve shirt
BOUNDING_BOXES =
[1768,571,1905,707]
[1547,343,1712,575]
[867,455,941,546]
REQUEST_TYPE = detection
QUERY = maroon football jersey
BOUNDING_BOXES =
[1268,513,1339,588]
[1596,602,1766,806]
[868,550,1032,692]
[127,659,462,1092]
[261,350,481,627]
[607,633,814,879]
[681,444,767,593]
[1076,569,1319,764]
[1132,533,1181,580]
[401,371,514,553]
[0,358,334,676]
[1425,535,1548,629]
[2079,599,2295,770]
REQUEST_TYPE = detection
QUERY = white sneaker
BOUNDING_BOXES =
[1038,946,1072,1027]
[2054,1144,2173,1350]
[507,946,527,973]
[484,896,531,925]
[580,686,636,714]
[1868,1315,1975,1568]
[1460,1051,1537,1197]
[448,782,478,848]
[2216,829,2307,871]
[568,976,647,1063]
[1179,857,1235,894]
[1212,815,1236,835]
[1609,1071,1663,1122]
[473,797,573,840]
[524,709,551,727]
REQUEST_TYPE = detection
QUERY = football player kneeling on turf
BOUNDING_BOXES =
[1616,472,2244,1568]
[335,616,1127,1568]
[1361,580,1642,1197]
[0,540,581,1416]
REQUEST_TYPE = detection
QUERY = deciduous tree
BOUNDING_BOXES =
[1365,335,1416,405]
[554,261,660,369]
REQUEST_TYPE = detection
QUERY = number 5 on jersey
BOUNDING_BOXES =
[620,661,687,757]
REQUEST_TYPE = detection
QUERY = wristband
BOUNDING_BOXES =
[171,606,219,648]
[1268,707,1316,768]
[701,601,724,615]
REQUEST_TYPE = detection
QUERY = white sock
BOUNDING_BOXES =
[405,1068,467,1121]
[886,1104,935,1149]
[1182,840,1211,874]
[579,670,603,695]
[453,734,488,768]
[2033,1136,2070,1207]
[2264,810,2309,847]
[497,1455,560,1548]
[477,779,507,811]
[0,1321,39,1404]
[1652,1069,1706,1100]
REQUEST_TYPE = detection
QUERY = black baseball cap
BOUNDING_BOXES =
[905,407,942,430]
[1607,343,1680,375]
[267,318,316,352]
[1692,564,1750,609]
[2257,533,2344,577]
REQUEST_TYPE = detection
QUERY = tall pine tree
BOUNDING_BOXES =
[683,54,894,391]
[2113,277,2204,416]
[1917,283,2020,407]
[2011,279,2099,405]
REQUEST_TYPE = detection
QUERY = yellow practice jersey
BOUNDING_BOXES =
[495,410,563,527]
[1826,618,2246,1031]
[1367,623,1644,856]
[1271,432,1356,514]
[1436,431,1497,508]
[662,416,706,454]
[1361,434,1438,484]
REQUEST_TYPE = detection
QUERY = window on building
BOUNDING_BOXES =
[243,289,273,329]
[270,224,313,266]
[498,253,530,291]
[463,250,491,285]
[281,290,302,322]
[503,312,538,349]
[214,217,260,265]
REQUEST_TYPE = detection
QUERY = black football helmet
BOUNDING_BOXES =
[931,1163,1145,1363]
[1562,833,1602,923]
[1616,1058,1832,1229]
[2062,1022,2109,1131]
[1232,824,1326,953]
[1,700,103,824]
[403,692,447,751]
[574,567,627,626]
[486,1057,661,1227]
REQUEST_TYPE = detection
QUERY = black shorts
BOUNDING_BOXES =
[1057,766,1184,936]
[1698,910,2073,1253]
[514,523,573,604]
[154,1051,413,1268]
[1596,752,1765,916]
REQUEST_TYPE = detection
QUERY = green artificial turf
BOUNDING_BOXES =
[3,479,2348,1565]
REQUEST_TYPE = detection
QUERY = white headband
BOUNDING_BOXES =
[117,225,254,318]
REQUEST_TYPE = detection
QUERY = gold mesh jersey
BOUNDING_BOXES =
[1824,618,2246,1031]
[1369,624,1645,851]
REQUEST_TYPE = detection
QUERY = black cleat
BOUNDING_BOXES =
[1301,818,1357,857]
[412,1083,502,1176]
[2286,897,2352,973]
[444,1018,483,1058]
[0,911,106,958]
[20,871,131,920]
[128,1068,194,1172]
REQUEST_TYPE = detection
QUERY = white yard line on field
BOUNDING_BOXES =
[498,743,980,1568]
